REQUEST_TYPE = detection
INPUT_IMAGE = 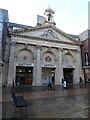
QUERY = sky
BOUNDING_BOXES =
[0,0,89,35]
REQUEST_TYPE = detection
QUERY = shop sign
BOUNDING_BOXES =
[42,64,56,67]
[63,65,75,68]
[16,62,34,66]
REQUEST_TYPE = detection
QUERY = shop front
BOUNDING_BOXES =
[84,68,90,83]
[15,63,34,85]
[63,68,74,84]
[42,63,56,84]
[42,67,55,84]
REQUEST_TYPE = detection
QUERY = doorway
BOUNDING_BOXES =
[42,67,55,84]
[16,66,33,85]
[63,68,74,87]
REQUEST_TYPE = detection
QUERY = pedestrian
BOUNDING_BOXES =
[62,77,65,87]
[79,77,83,88]
[62,77,67,89]
[47,77,52,91]
[52,76,55,90]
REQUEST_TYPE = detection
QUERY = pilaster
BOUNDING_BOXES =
[35,45,42,86]
[8,41,16,86]
[55,48,63,85]
[74,50,82,83]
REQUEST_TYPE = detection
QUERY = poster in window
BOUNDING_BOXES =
[85,52,89,65]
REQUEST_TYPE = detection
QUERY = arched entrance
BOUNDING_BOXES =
[42,51,56,84]
[15,49,34,85]
[63,52,75,87]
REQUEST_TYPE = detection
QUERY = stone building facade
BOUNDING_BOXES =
[7,7,83,86]
[0,7,84,86]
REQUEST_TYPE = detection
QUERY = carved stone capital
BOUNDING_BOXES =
[58,47,63,52]
[48,46,51,51]
[11,41,16,47]
[67,49,70,54]
[24,43,28,49]
[36,45,41,50]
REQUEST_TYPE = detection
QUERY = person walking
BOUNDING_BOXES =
[52,76,55,90]
[47,77,52,91]
[62,77,65,87]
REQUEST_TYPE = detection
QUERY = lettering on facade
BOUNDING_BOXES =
[16,62,34,66]
[42,64,56,67]
[63,65,75,68]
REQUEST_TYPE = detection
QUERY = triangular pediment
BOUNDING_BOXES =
[11,24,79,44]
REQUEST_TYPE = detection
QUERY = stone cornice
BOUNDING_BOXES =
[11,33,80,46]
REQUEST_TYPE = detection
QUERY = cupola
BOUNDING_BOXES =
[44,6,56,25]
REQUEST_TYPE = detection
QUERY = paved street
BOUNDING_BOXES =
[2,84,90,119]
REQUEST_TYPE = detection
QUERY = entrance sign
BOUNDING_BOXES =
[16,62,34,67]
[42,64,56,68]
[63,65,75,68]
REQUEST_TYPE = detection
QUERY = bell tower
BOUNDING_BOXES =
[44,6,56,25]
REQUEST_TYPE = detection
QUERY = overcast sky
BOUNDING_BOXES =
[0,0,89,35]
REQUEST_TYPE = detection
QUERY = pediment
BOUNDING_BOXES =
[11,24,79,44]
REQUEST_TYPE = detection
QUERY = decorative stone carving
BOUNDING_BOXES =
[45,56,52,62]
[58,47,63,52]
[36,45,41,49]
[41,29,59,39]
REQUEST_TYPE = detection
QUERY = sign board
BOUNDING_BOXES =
[42,64,56,68]
[63,65,75,68]
[16,62,34,67]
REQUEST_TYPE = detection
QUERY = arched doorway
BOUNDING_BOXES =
[42,51,56,84]
[15,49,34,85]
[63,53,75,88]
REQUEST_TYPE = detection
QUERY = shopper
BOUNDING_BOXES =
[47,77,52,91]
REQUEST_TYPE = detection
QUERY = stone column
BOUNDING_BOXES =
[74,50,82,83]
[32,55,36,86]
[55,48,63,85]
[2,39,10,85]
[34,45,42,86]
[8,41,16,86]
